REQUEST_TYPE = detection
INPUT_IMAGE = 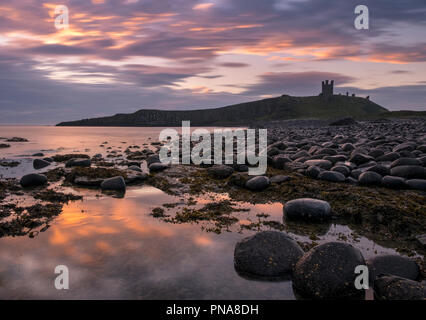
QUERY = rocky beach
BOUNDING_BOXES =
[1,118,425,299]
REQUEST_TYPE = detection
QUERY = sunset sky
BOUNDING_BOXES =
[0,0,425,124]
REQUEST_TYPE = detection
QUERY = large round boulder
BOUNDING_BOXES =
[318,170,345,182]
[272,155,292,169]
[374,275,425,300]
[349,153,374,166]
[358,171,383,186]
[234,231,304,278]
[390,165,426,179]
[306,165,321,178]
[367,255,419,281]
[293,242,366,299]
[406,179,426,191]
[304,160,332,170]
[381,176,406,189]
[245,176,270,191]
[20,174,48,188]
[283,198,332,222]
[391,158,422,168]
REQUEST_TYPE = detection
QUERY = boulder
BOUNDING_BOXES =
[318,171,346,182]
[20,174,48,188]
[65,158,91,168]
[304,159,332,170]
[381,176,406,189]
[234,231,304,278]
[367,255,419,281]
[376,152,400,162]
[293,242,366,299]
[148,162,169,172]
[306,166,321,178]
[272,155,292,169]
[146,154,160,166]
[358,171,383,186]
[100,176,126,191]
[406,179,426,191]
[349,153,374,166]
[283,198,331,222]
[269,175,291,184]
[390,165,426,179]
[391,158,422,168]
[366,164,390,176]
[245,176,270,191]
[374,275,425,300]
[207,165,234,179]
[33,159,51,170]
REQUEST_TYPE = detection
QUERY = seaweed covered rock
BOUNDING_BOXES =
[367,255,420,281]
[374,275,426,300]
[293,242,365,299]
[207,165,234,179]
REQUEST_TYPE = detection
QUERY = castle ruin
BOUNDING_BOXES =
[321,80,334,100]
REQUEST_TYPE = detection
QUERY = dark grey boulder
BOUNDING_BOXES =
[293,242,366,299]
[148,162,169,172]
[374,275,425,300]
[245,176,270,191]
[207,165,234,179]
[304,159,332,170]
[381,176,406,189]
[390,165,426,179]
[406,179,426,191]
[33,159,51,170]
[269,175,291,184]
[146,154,160,166]
[32,152,44,157]
[377,152,400,162]
[366,164,390,176]
[100,176,126,191]
[234,231,304,278]
[342,143,355,152]
[367,255,419,281]
[391,158,422,168]
[20,174,48,188]
[65,158,91,168]
[349,153,374,166]
[331,165,351,176]
[369,149,385,159]
[393,142,416,153]
[318,171,346,182]
[272,154,292,169]
[283,198,331,222]
[306,165,321,178]
[128,165,142,172]
[358,171,383,186]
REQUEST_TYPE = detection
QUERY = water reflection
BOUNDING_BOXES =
[0,186,294,299]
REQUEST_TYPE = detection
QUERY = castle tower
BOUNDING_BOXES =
[321,80,334,100]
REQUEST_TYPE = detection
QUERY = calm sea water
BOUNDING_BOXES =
[0,126,402,299]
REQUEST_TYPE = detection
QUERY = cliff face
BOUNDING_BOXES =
[56,95,389,127]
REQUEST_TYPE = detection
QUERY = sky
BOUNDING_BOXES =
[0,0,425,124]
